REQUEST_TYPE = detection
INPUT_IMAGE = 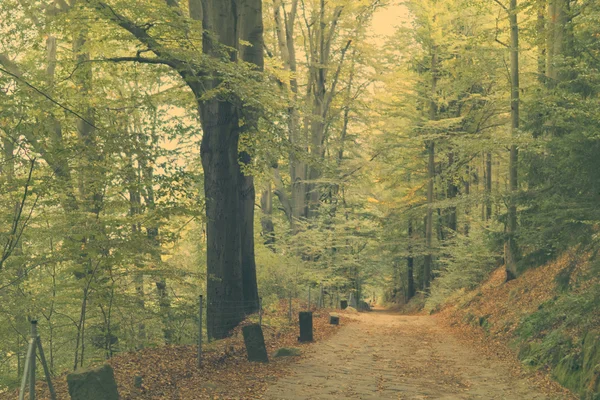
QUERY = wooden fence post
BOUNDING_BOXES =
[259,297,263,327]
[198,295,203,367]
[288,292,292,324]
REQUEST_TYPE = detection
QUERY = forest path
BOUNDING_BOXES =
[262,310,556,399]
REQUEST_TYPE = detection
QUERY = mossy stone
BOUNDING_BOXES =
[67,364,119,400]
[274,347,301,357]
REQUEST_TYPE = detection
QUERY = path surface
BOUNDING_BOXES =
[263,310,555,399]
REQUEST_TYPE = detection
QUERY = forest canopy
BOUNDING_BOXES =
[1,0,599,396]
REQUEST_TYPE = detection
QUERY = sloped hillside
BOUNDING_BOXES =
[439,250,600,399]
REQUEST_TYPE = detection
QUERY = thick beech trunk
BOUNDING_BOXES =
[200,101,245,339]
[198,1,246,336]
[238,0,263,315]
[190,0,263,338]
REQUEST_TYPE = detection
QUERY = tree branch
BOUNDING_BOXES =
[0,66,98,128]
[324,40,352,116]
[492,0,508,12]
[0,158,36,270]
[104,56,180,69]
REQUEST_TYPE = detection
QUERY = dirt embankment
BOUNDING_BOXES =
[437,250,600,399]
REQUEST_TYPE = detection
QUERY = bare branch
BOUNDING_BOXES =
[492,0,508,12]
[0,158,36,270]
[323,40,352,116]
[104,56,180,69]
[0,66,98,128]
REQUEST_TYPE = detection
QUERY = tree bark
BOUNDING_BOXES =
[423,47,438,290]
[485,152,492,220]
[237,0,263,315]
[260,181,275,246]
[447,152,458,232]
[505,0,520,282]
[546,0,565,80]
[406,219,415,300]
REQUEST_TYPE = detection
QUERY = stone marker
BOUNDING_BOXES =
[358,300,371,311]
[242,323,269,363]
[330,315,340,325]
[134,375,143,389]
[298,311,313,342]
[340,300,348,310]
[67,364,119,400]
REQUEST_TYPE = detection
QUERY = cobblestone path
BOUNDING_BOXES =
[263,310,557,399]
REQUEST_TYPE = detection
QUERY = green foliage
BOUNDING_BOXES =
[425,224,499,312]
[515,281,600,398]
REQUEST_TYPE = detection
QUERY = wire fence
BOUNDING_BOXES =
[195,283,350,366]
[13,282,355,396]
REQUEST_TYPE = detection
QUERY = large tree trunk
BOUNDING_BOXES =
[237,0,263,315]
[200,100,245,339]
[194,0,264,337]
[198,0,245,339]
[505,0,520,282]
[240,154,259,314]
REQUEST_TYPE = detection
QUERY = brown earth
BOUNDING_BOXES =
[263,309,574,400]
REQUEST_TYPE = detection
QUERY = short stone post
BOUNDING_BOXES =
[259,297,263,327]
[242,324,269,363]
[288,292,293,324]
[198,295,203,367]
[298,312,313,342]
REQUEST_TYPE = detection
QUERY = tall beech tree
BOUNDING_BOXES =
[84,0,264,338]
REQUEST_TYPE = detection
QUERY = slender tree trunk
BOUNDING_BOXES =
[505,0,520,281]
[485,152,492,220]
[537,1,546,79]
[464,164,471,235]
[274,0,305,231]
[260,182,275,246]
[407,219,415,300]
[546,0,565,81]
[73,287,89,370]
[447,152,458,232]
[423,48,438,290]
